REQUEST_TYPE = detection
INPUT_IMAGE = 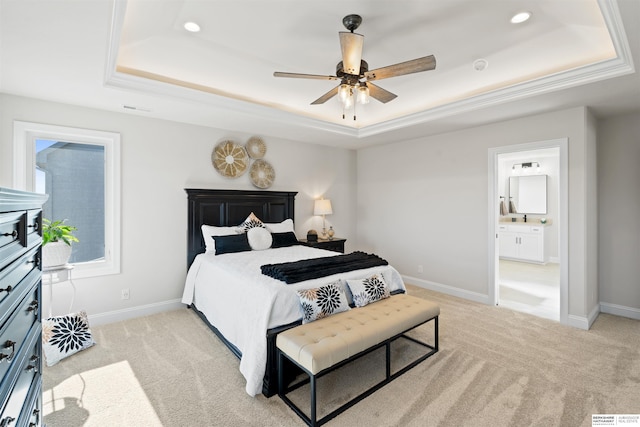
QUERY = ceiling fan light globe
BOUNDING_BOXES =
[338,84,351,103]
[357,85,370,104]
[343,93,354,109]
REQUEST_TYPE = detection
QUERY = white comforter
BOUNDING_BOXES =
[181,245,406,396]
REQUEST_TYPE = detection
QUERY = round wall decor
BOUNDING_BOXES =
[246,136,267,159]
[212,140,249,178]
[250,159,275,189]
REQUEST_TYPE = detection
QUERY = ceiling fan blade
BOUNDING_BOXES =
[274,72,340,81]
[364,55,436,81]
[311,85,339,105]
[339,32,364,75]
[367,82,397,103]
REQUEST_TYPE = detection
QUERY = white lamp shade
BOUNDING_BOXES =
[314,199,333,216]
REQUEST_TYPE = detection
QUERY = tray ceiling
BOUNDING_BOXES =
[1,0,638,148]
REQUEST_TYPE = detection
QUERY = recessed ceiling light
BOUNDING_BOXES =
[511,11,531,24]
[184,21,201,32]
[473,59,488,71]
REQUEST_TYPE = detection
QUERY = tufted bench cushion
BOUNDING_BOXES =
[277,293,440,375]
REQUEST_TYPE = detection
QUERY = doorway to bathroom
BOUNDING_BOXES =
[488,139,568,324]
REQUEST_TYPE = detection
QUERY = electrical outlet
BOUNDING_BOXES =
[121,288,130,300]
[417,265,424,274]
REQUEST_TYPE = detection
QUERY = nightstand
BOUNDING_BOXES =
[299,238,346,253]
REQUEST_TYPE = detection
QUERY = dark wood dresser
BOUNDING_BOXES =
[0,188,48,427]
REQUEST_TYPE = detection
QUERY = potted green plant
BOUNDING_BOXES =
[42,219,79,268]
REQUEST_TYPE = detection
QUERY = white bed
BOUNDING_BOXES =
[182,245,406,396]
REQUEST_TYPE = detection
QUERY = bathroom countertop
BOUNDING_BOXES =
[499,219,552,226]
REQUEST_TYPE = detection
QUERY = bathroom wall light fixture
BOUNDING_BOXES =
[512,162,541,174]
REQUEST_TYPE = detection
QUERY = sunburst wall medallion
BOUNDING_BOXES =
[246,136,267,159]
[212,140,249,178]
[250,159,275,189]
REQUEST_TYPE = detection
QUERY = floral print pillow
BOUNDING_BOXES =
[42,310,95,366]
[297,281,351,324]
[347,274,391,307]
[237,212,266,232]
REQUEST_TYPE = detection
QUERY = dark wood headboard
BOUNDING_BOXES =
[185,189,297,269]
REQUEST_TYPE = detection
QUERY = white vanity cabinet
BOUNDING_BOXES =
[498,223,546,263]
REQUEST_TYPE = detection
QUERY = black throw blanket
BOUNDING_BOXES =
[261,251,388,284]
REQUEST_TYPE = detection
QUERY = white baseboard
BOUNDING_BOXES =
[402,275,490,305]
[587,304,600,328]
[567,315,589,330]
[87,299,185,326]
[567,304,600,330]
[600,302,640,321]
[405,275,614,331]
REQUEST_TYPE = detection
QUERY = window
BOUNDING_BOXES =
[14,121,121,278]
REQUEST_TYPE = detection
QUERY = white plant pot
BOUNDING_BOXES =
[42,241,72,268]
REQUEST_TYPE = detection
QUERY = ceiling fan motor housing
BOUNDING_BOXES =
[336,60,368,83]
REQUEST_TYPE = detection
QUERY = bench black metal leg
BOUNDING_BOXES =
[310,374,317,427]
[278,348,315,426]
[435,316,439,351]
[278,349,284,395]
[386,341,391,379]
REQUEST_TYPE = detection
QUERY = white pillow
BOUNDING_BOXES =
[42,310,96,366]
[265,218,294,233]
[297,281,351,324]
[201,224,238,253]
[247,227,272,250]
[346,273,391,308]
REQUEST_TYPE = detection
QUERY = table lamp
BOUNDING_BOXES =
[313,199,333,240]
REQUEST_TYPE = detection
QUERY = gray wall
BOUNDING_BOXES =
[356,106,602,326]
[1,93,358,323]
[598,111,640,317]
[2,92,638,324]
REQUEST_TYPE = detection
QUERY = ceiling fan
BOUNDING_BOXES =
[274,14,436,118]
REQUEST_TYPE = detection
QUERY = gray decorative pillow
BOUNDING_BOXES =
[346,274,391,307]
[237,212,266,232]
[297,281,351,324]
[42,310,95,366]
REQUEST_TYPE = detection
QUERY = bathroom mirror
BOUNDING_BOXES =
[509,175,547,214]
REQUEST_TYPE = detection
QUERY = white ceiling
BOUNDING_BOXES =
[1,0,639,149]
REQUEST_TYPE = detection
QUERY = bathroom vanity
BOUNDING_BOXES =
[498,223,547,263]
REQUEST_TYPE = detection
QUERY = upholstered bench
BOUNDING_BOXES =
[276,293,440,427]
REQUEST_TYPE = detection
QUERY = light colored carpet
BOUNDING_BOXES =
[43,285,640,426]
